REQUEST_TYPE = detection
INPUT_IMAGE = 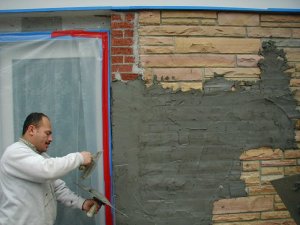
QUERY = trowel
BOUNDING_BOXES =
[79,150,102,179]
[77,183,129,218]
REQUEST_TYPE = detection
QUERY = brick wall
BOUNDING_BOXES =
[111,11,300,224]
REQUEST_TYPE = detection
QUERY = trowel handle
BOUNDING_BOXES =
[87,203,97,217]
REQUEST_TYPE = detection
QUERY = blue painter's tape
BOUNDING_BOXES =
[0,6,299,14]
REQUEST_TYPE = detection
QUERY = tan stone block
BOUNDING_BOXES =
[290,79,300,87]
[162,18,199,25]
[139,37,174,46]
[140,54,236,68]
[284,166,300,175]
[213,196,273,214]
[248,27,291,38]
[284,149,300,158]
[201,19,217,25]
[242,161,260,171]
[261,210,291,220]
[247,185,276,195]
[160,82,203,92]
[175,37,260,54]
[261,159,297,167]
[218,12,259,26]
[295,63,300,71]
[240,171,260,185]
[261,22,300,28]
[237,55,263,67]
[162,11,217,19]
[261,15,300,23]
[152,68,204,81]
[274,202,287,210]
[240,147,283,160]
[212,212,260,222]
[274,194,282,203]
[261,167,284,175]
[261,174,284,185]
[204,68,260,81]
[293,29,300,38]
[140,46,174,54]
[285,48,300,61]
[138,25,246,37]
[139,11,161,25]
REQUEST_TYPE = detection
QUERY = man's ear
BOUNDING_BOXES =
[27,125,36,136]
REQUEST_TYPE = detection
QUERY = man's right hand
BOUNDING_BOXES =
[80,151,93,165]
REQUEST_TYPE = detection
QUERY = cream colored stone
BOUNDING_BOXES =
[240,171,260,185]
[261,167,284,175]
[237,55,263,67]
[247,185,276,195]
[240,147,283,160]
[138,25,246,37]
[212,212,260,222]
[152,68,204,81]
[261,22,300,28]
[242,161,260,171]
[162,11,217,19]
[140,46,174,54]
[139,11,161,25]
[261,14,300,22]
[139,37,174,46]
[261,211,291,219]
[213,196,273,214]
[284,149,300,158]
[284,166,300,175]
[204,68,260,81]
[162,18,199,25]
[248,27,291,38]
[175,37,260,54]
[140,54,236,68]
[218,12,259,26]
[160,82,203,92]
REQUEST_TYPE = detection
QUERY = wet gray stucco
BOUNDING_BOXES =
[111,41,300,225]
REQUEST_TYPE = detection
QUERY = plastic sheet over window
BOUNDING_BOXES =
[0,33,107,225]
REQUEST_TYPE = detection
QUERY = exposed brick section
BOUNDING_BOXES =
[111,12,139,81]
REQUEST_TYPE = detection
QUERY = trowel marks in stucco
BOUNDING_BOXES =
[111,41,300,225]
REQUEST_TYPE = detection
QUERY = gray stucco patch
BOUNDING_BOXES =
[111,41,299,224]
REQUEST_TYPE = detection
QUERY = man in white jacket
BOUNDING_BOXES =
[0,112,100,225]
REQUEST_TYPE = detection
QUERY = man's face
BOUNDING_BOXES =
[31,117,53,153]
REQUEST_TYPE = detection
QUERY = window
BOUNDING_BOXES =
[0,31,112,225]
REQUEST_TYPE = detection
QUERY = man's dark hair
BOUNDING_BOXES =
[22,112,49,135]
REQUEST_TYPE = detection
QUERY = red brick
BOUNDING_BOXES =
[125,13,135,21]
[111,30,124,37]
[125,56,135,63]
[121,73,139,80]
[111,22,134,29]
[112,64,133,73]
[112,56,123,64]
[124,30,134,37]
[112,38,133,46]
[111,47,133,55]
[111,14,122,21]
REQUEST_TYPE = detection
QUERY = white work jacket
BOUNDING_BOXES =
[0,141,85,225]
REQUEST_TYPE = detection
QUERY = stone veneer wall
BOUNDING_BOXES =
[111,11,300,224]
